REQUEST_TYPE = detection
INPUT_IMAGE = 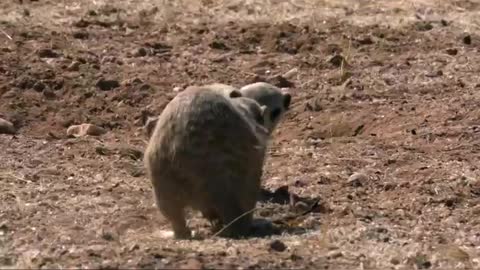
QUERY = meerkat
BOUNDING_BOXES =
[144,85,270,239]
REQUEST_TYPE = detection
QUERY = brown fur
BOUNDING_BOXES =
[143,82,291,138]
[144,86,269,239]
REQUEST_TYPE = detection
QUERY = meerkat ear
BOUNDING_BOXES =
[144,116,158,138]
[283,93,291,110]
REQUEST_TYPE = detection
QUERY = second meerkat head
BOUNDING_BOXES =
[239,82,291,134]
[231,97,270,127]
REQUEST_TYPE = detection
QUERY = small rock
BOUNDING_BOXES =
[415,21,433,31]
[463,35,472,45]
[209,40,229,50]
[67,123,106,137]
[269,240,287,252]
[173,86,182,92]
[269,75,294,88]
[425,70,443,78]
[72,31,89,39]
[73,19,90,28]
[43,89,56,99]
[348,172,368,187]
[37,48,59,58]
[446,48,458,56]
[132,47,148,57]
[67,61,81,71]
[32,81,46,92]
[0,118,16,134]
[101,231,115,241]
[328,54,347,67]
[96,78,120,91]
[390,257,400,265]
[282,68,298,79]
[326,250,343,259]
[356,35,374,45]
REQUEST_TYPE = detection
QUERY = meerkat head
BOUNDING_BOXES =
[239,82,291,134]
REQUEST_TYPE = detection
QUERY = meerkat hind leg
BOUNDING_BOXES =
[162,204,191,239]
[154,192,191,239]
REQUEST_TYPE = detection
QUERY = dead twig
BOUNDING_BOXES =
[0,28,13,40]
[211,207,258,238]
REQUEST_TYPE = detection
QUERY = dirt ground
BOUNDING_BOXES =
[1,0,480,269]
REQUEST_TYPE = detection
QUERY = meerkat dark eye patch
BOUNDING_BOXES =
[229,90,242,98]
[270,108,281,121]
[283,93,291,110]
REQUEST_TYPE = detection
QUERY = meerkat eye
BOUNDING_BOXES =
[255,113,264,125]
[270,108,281,121]
[229,90,242,98]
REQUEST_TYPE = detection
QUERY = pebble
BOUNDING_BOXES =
[0,118,16,134]
[446,48,458,56]
[326,250,343,259]
[269,239,287,252]
[269,75,294,88]
[282,67,298,79]
[96,78,120,91]
[67,61,81,71]
[32,81,46,92]
[328,54,347,67]
[132,47,148,57]
[37,48,59,58]
[348,172,368,187]
[66,123,106,137]
[72,31,89,39]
